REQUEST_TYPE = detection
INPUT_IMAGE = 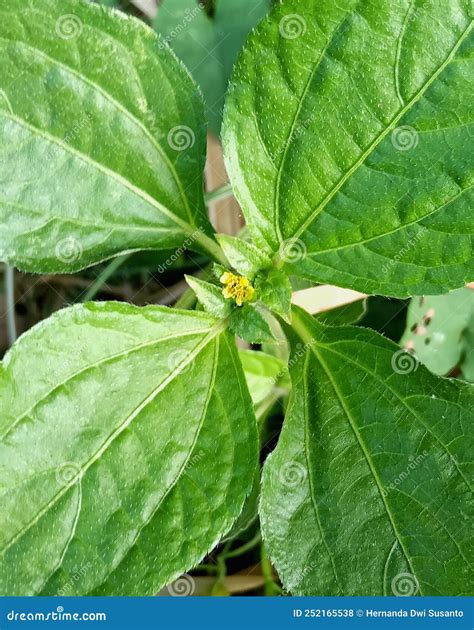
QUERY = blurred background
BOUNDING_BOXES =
[1,0,472,596]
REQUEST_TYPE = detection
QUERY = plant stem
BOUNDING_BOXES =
[5,265,17,346]
[222,531,262,560]
[261,543,281,596]
[175,264,214,310]
[81,254,131,302]
[204,182,234,205]
[195,230,228,266]
[174,287,197,310]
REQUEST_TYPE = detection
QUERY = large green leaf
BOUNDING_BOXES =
[401,288,474,379]
[223,0,473,297]
[260,306,473,595]
[0,303,257,595]
[0,0,222,273]
[155,0,270,134]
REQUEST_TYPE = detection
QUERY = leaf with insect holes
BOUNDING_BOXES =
[260,306,473,595]
[0,303,258,595]
[255,269,293,323]
[216,234,271,278]
[185,275,231,319]
[0,0,221,273]
[229,305,274,344]
[223,0,474,297]
[401,288,474,379]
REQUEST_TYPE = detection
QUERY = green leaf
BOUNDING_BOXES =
[216,234,271,277]
[223,0,474,297]
[224,464,261,542]
[229,305,274,344]
[155,0,270,133]
[255,269,293,323]
[0,0,223,273]
[401,288,474,379]
[0,303,258,595]
[317,299,367,327]
[260,306,473,595]
[185,275,231,318]
[239,349,287,405]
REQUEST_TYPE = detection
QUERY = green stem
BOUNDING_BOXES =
[81,254,131,302]
[5,265,17,346]
[222,531,262,560]
[195,230,228,266]
[204,183,234,205]
[174,287,197,310]
[175,264,214,310]
[261,544,281,596]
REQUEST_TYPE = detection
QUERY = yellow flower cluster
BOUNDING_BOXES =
[220,272,255,306]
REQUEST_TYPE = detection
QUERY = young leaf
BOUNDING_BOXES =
[260,306,473,595]
[0,303,258,595]
[229,305,274,344]
[401,288,474,379]
[0,0,222,273]
[216,234,271,277]
[185,275,231,318]
[239,349,287,405]
[255,269,293,323]
[223,0,474,297]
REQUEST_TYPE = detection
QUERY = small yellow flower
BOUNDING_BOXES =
[220,271,255,306]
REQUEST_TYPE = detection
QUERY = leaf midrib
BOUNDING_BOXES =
[301,351,344,593]
[319,339,472,492]
[0,110,196,235]
[89,337,221,595]
[1,327,212,441]
[291,313,422,594]
[306,184,473,256]
[310,344,421,594]
[273,15,345,244]
[0,197,180,235]
[288,20,473,244]
[0,32,197,227]
[0,320,224,557]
